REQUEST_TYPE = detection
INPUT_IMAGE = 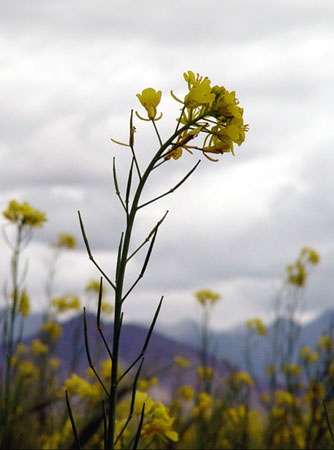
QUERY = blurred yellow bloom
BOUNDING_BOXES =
[17,360,39,381]
[52,232,76,249]
[246,318,267,336]
[275,390,294,406]
[300,346,319,364]
[15,343,29,356]
[177,385,194,402]
[235,371,254,387]
[85,279,107,296]
[64,374,100,401]
[195,289,221,307]
[31,339,49,355]
[281,363,302,377]
[39,321,62,341]
[193,392,212,416]
[18,290,30,317]
[136,88,162,120]
[301,247,320,265]
[317,335,333,352]
[174,355,190,369]
[134,391,154,416]
[51,294,80,312]
[196,366,215,380]
[3,199,47,227]
[50,358,60,369]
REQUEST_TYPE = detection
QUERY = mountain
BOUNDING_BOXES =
[158,309,334,377]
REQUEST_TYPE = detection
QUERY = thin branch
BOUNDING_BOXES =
[138,160,201,209]
[66,390,82,450]
[122,227,159,303]
[118,297,163,382]
[152,120,163,147]
[78,211,116,290]
[83,307,109,397]
[125,158,135,212]
[126,210,168,263]
[115,358,144,445]
[129,109,142,179]
[323,399,334,443]
[133,403,145,450]
[113,157,127,213]
[97,278,113,361]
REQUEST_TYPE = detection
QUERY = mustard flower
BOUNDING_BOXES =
[246,318,267,336]
[141,402,178,443]
[275,390,294,406]
[136,88,162,120]
[177,385,194,402]
[183,71,216,108]
[18,290,30,317]
[281,363,302,377]
[174,355,190,369]
[51,294,80,312]
[85,279,107,296]
[193,392,212,415]
[195,289,221,306]
[31,339,49,355]
[196,366,215,380]
[301,246,320,265]
[317,335,333,352]
[39,321,62,341]
[17,360,39,381]
[300,346,319,364]
[3,199,47,228]
[235,371,254,387]
[52,232,76,249]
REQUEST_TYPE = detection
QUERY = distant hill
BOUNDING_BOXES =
[158,309,334,377]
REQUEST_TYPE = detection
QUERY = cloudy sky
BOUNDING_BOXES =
[1,0,334,330]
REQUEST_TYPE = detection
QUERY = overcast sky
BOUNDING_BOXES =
[1,0,334,330]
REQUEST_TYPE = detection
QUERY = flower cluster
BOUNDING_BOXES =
[3,199,47,228]
[135,71,248,161]
[246,318,267,336]
[194,289,221,307]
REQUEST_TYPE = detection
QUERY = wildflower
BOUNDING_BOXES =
[287,261,307,287]
[17,360,39,381]
[18,290,30,317]
[281,363,302,377]
[193,392,212,415]
[141,401,178,442]
[183,71,215,108]
[15,343,29,356]
[3,199,47,227]
[275,390,294,406]
[174,355,190,369]
[196,366,215,380]
[177,385,194,402]
[317,335,333,352]
[134,391,154,416]
[301,247,320,265]
[195,289,221,307]
[305,379,325,401]
[136,88,162,120]
[300,346,319,364]
[52,232,76,249]
[39,321,62,341]
[51,294,80,312]
[85,279,107,296]
[64,374,100,401]
[31,339,49,355]
[246,318,267,336]
[50,358,60,369]
[235,371,254,387]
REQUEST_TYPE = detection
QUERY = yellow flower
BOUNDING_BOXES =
[64,374,100,401]
[136,88,162,120]
[177,385,194,402]
[174,355,190,369]
[3,199,47,228]
[195,289,221,306]
[18,290,30,317]
[39,321,62,341]
[301,247,320,265]
[51,294,80,312]
[141,402,178,442]
[134,391,154,416]
[235,371,254,387]
[300,346,319,364]
[52,232,76,249]
[31,339,49,355]
[17,360,39,381]
[275,390,294,406]
[281,363,302,377]
[193,392,212,416]
[317,335,333,352]
[85,279,107,296]
[246,318,267,336]
[196,366,215,380]
[183,71,215,108]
